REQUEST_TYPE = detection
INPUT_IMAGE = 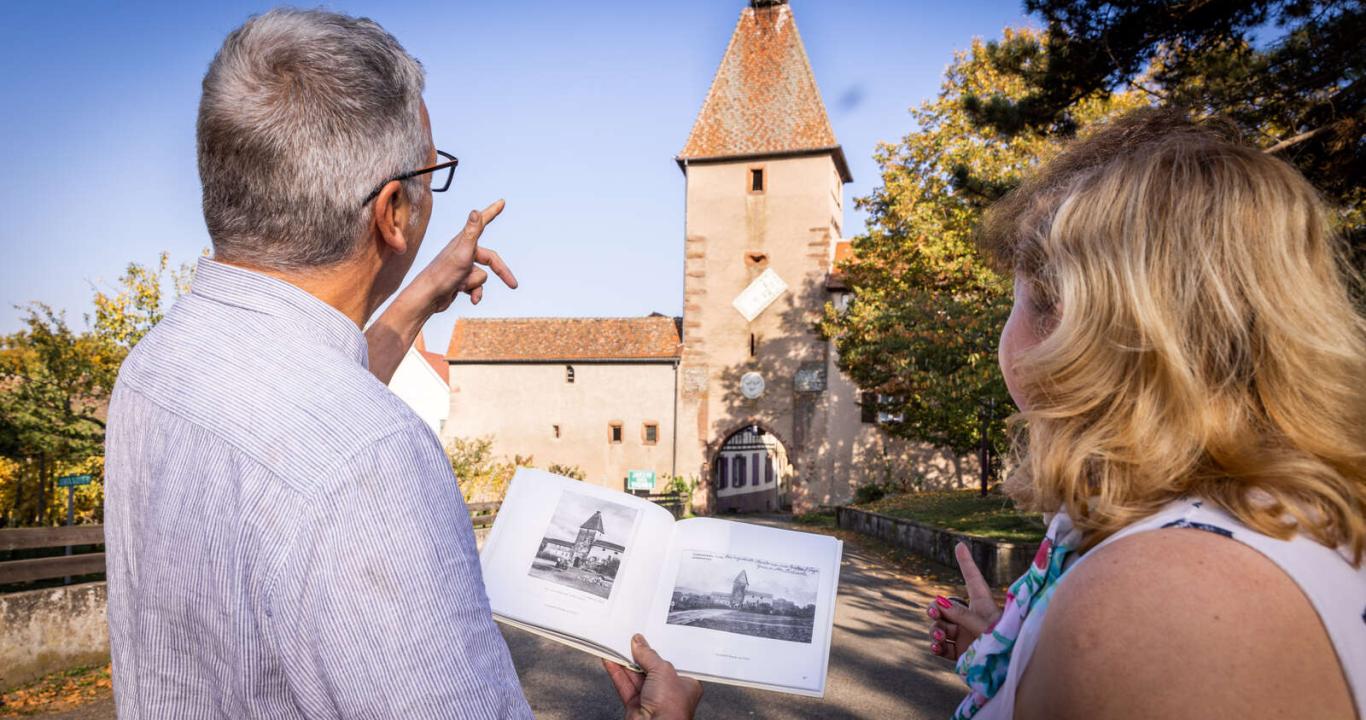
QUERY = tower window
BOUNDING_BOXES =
[566,365,575,383]
[609,422,623,444]
[643,423,659,445]
[749,333,756,357]
[553,424,561,439]
[749,167,765,193]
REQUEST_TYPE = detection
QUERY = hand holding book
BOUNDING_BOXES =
[602,634,703,720]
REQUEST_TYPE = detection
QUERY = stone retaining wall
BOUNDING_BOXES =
[0,531,496,691]
[836,506,1039,586]
[1,581,110,690]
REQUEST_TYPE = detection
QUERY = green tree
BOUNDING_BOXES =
[964,1,1363,256]
[822,29,1147,493]
[0,253,192,526]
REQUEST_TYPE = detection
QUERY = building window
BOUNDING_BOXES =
[749,167,765,193]
[876,394,905,424]
[609,423,623,444]
[733,455,746,487]
[643,422,659,445]
[566,365,575,383]
[751,454,760,488]
[765,456,775,484]
[749,333,756,357]
[553,424,561,439]
[718,459,729,489]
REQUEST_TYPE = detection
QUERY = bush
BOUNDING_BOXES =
[854,483,888,504]
[547,463,586,481]
[445,436,531,502]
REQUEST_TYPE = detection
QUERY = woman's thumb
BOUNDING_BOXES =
[934,595,989,635]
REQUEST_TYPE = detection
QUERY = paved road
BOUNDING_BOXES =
[29,519,965,720]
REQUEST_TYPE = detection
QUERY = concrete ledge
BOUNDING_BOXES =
[836,506,1039,586]
[1,581,110,691]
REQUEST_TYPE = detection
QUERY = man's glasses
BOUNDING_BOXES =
[360,150,458,208]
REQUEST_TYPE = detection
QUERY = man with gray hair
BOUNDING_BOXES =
[103,8,700,719]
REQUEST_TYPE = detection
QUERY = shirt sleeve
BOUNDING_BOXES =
[268,422,532,719]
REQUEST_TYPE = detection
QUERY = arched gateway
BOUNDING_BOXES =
[713,425,791,513]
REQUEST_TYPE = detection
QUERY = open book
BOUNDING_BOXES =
[479,469,843,697]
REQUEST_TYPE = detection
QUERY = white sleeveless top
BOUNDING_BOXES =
[976,498,1366,719]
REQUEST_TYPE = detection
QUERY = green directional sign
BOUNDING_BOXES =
[57,474,93,487]
[626,470,656,491]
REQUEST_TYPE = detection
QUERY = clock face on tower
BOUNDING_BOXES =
[740,371,766,399]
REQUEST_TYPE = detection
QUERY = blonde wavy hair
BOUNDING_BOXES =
[981,109,1366,562]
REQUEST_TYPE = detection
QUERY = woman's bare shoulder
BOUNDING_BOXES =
[1013,528,1355,720]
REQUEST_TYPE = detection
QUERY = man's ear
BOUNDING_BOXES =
[371,180,411,256]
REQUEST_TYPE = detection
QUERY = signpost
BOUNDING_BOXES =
[57,474,93,584]
[626,470,656,493]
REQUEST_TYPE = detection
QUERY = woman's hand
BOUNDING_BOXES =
[603,634,703,720]
[927,542,1001,661]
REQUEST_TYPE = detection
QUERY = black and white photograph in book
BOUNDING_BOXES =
[666,551,819,643]
[527,490,639,600]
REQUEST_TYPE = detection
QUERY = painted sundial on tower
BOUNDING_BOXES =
[732,269,789,322]
[740,371,766,399]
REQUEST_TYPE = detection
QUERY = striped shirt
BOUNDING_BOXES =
[103,258,531,719]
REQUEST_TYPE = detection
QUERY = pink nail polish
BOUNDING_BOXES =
[933,629,944,641]
[931,643,942,654]
[928,606,939,619]
[935,596,953,609]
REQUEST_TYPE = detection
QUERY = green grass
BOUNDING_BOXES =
[857,491,1045,543]
[792,509,837,529]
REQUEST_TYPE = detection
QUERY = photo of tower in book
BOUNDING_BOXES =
[666,551,819,643]
[528,489,638,600]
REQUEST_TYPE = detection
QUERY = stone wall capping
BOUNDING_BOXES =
[835,506,1039,586]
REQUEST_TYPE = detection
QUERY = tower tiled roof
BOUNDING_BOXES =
[446,316,682,362]
[679,1,850,181]
[580,511,605,533]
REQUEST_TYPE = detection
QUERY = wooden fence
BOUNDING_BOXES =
[0,501,504,590]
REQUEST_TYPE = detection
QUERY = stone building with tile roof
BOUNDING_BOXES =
[434,1,963,510]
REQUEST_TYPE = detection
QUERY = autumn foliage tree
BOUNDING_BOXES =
[0,252,193,526]
[822,29,1147,493]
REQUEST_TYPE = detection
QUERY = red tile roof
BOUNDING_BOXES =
[409,333,450,384]
[826,240,854,291]
[679,1,850,181]
[446,316,682,362]
[421,350,450,384]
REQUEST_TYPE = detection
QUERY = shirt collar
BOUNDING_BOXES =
[190,258,370,368]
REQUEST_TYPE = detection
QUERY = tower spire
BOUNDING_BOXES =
[678,0,850,181]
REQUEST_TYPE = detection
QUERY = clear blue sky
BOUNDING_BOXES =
[0,0,1030,348]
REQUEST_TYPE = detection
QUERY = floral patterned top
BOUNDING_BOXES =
[951,498,1366,719]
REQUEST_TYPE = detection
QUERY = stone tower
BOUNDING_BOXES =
[675,0,850,513]
[730,569,750,608]
[572,510,605,566]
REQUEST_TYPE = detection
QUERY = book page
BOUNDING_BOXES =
[641,518,842,697]
[479,469,676,662]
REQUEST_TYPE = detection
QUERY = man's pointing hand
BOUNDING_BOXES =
[414,199,517,313]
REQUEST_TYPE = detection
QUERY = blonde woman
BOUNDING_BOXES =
[925,109,1365,719]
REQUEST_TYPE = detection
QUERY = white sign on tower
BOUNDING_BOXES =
[731,268,789,322]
